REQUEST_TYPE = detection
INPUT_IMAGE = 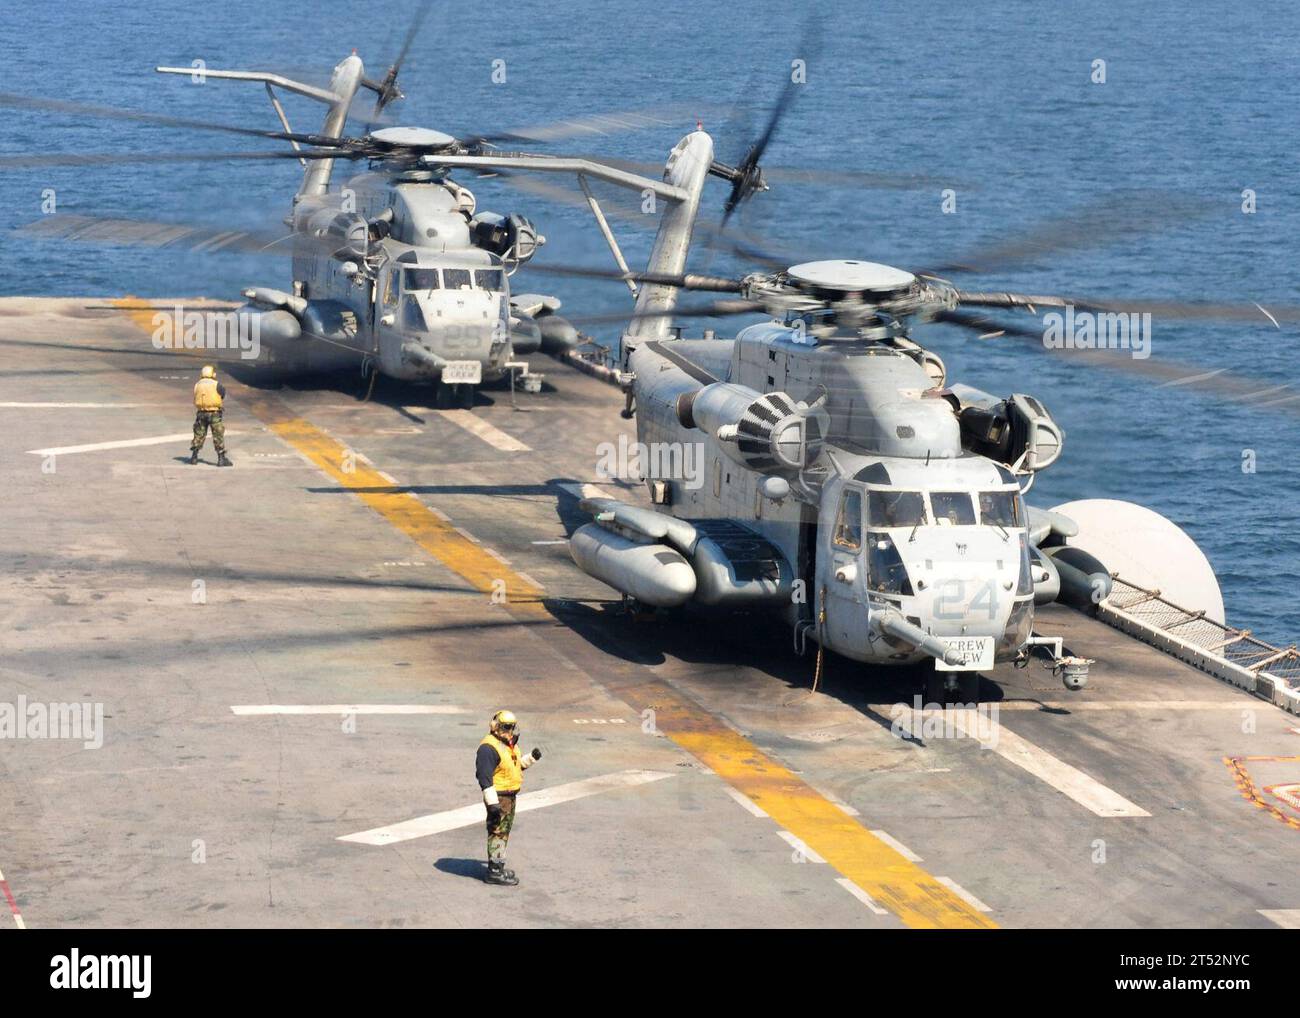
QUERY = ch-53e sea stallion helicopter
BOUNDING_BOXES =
[2,10,710,406]
[517,118,1296,693]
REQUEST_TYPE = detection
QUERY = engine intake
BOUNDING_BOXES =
[945,384,1064,472]
[677,382,827,475]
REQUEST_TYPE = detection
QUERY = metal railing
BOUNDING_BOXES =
[1102,577,1300,713]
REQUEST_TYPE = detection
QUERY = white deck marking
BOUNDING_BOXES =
[434,409,530,451]
[531,540,568,546]
[557,481,619,500]
[836,877,888,915]
[1259,909,1300,929]
[876,700,1255,713]
[944,710,1151,818]
[723,786,768,817]
[937,877,992,913]
[0,401,161,408]
[776,830,826,863]
[808,784,860,816]
[27,432,241,457]
[870,830,922,862]
[230,704,466,716]
[338,769,672,845]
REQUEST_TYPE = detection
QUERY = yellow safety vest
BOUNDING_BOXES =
[480,733,523,793]
[194,378,223,411]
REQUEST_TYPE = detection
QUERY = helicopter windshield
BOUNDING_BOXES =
[475,269,505,292]
[443,269,473,290]
[931,491,976,526]
[866,532,914,595]
[978,490,1023,528]
[867,490,927,527]
[404,268,441,291]
[402,294,427,331]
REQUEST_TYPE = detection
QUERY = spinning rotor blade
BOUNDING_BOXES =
[14,211,328,259]
[718,17,822,229]
[369,0,433,120]
[561,299,767,328]
[0,147,356,170]
[953,289,1300,326]
[520,261,745,292]
[469,105,728,147]
[930,308,1300,414]
[0,91,348,150]
[920,190,1216,277]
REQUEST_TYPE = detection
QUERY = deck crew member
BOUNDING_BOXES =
[476,710,542,886]
[189,364,232,467]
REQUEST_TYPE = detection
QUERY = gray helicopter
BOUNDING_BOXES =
[517,122,1287,691]
[3,11,705,405]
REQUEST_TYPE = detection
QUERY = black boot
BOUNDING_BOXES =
[217,451,233,467]
[484,862,518,886]
[188,449,199,465]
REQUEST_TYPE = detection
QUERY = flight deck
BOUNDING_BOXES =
[2,296,1299,929]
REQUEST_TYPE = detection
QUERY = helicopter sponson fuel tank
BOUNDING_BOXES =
[568,498,795,608]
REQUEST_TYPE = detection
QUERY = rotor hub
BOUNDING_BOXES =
[786,260,917,297]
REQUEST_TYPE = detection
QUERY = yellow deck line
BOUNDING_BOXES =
[250,401,546,606]
[109,300,993,928]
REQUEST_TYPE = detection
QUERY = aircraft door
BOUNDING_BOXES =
[818,482,870,654]
[374,262,402,372]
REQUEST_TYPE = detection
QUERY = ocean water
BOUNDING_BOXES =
[2,0,1297,644]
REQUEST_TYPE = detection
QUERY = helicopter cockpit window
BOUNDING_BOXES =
[867,490,927,528]
[443,268,473,290]
[475,269,505,292]
[930,491,976,526]
[404,268,441,291]
[832,489,863,551]
[402,294,428,332]
[978,490,1023,528]
[866,533,914,595]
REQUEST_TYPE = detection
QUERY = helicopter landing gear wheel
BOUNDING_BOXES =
[433,380,451,409]
[926,668,979,705]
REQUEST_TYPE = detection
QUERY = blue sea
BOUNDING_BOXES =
[3,0,1297,644]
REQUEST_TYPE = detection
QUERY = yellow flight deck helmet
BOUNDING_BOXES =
[200,365,216,379]
[490,710,519,742]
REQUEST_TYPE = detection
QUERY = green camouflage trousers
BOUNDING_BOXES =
[192,410,226,454]
[486,792,517,864]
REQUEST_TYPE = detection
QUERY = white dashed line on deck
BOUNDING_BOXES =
[776,831,826,863]
[722,786,768,817]
[434,409,530,451]
[836,878,888,915]
[870,830,922,862]
[937,877,992,913]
